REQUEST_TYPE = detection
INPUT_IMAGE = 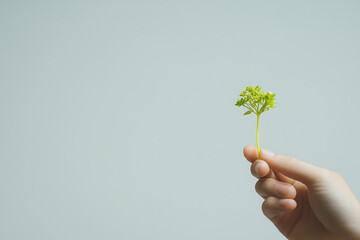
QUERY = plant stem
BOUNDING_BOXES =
[256,114,260,159]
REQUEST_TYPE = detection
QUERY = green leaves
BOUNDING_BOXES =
[235,85,277,159]
[244,110,252,115]
[235,85,277,116]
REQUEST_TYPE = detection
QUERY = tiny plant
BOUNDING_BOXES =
[235,86,277,159]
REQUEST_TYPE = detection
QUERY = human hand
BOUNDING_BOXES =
[243,145,360,240]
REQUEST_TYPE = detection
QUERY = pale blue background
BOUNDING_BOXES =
[1,1,360,239]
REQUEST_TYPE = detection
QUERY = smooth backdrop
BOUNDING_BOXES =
[1,1,360,239]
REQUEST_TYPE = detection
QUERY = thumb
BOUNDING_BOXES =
[259,149,323,185]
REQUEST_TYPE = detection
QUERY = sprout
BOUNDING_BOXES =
[235,86,277,159]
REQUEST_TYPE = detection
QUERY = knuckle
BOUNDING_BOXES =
[314,168,344,183]
[312,168,328,181]
[329,170,343,179]
[326,169,343,180]
[317,168,335,179]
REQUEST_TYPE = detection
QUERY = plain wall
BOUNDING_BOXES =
[1,1,360,239]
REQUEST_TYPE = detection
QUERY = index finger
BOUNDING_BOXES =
[244,145,276,178]
[243,145,259,163]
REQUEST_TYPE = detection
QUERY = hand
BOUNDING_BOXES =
[243,145,360,240]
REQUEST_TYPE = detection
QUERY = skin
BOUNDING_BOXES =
[243,145,360,240]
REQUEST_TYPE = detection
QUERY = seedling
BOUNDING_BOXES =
[235,86,277,159]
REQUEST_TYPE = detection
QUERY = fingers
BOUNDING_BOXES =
[255,177,296,199]
[244,145,299,224]
[262,196,297,221]
[251,160,270,178]
[246,146,297,184]
[250,160,276,179]
[243,145,258,163]
[259,148,323,185]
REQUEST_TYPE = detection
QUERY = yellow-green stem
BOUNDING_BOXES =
[256,114,260,159]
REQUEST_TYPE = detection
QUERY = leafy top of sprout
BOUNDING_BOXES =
[235,85,277,159]
[235,85,277,116]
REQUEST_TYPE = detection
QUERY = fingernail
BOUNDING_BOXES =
[275,183,290,196]
[261,149,275,158]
